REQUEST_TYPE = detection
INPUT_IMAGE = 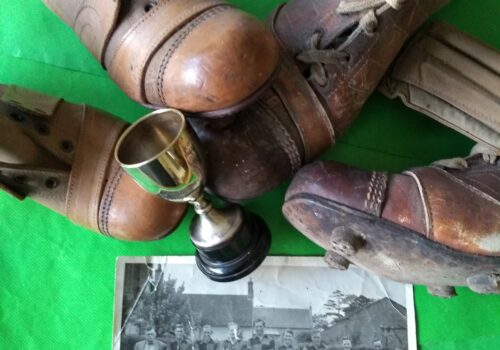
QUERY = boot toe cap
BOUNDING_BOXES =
[104,173,187,241]
[156,9,280,114]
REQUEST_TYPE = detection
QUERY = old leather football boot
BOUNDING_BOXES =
[190,57,322,201]
[283,149,500,296]
[194,0,449,201]
[42,0,279,117]
[270,0,449,150]
[0,85,187,241]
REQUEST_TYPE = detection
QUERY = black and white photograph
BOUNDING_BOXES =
[113,257,415,350]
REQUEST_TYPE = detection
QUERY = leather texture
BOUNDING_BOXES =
[283,156,500,293]
[0,85,187,241]
[379,22,500,152]
[272,53,334,163]
[191,74,303,202]
[192,44,339,201]
[42,0,280,116]
[196,0,448,201]
[270,0,449,150]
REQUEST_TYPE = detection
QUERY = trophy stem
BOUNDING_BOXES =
[189,200,271,282]
[189,193,213,215]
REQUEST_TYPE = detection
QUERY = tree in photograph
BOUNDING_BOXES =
[130,267,190,337]
[312,313,329,331]
[341,295,374,318]
[311,291,344,328]
[324,290,345,320]
[321,290,375,325]
[154,275,190,335]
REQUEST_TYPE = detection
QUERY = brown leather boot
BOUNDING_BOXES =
[0,85,187,241]
[270,0,449,147]
[195,0,448,201]
[42,0,279,117]
[190,57,323,201]
[283,152,500,296]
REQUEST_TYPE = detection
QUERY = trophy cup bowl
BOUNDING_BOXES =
[114,109,271,282]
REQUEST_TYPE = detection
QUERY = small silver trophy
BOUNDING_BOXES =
[114,109,271,282]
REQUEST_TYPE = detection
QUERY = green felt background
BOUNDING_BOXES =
[0,0,499,349]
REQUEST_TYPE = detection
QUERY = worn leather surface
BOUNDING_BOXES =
[0,85,187,240]
[191,84,302,201]
[42,0,280,115]
[272,53,334,163]
[65,103,125,232]
[284,156,500,257]
[404,157,500,255]
[271,0,449,149]
[142,4,280,115]
[199,0,450,201]
[380,22,500,152]
[193,47,339,201]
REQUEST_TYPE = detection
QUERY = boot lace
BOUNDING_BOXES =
[432,143,499,169]
[296,0,407,86]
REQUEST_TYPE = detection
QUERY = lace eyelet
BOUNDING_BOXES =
[365,25,379,36]
[313,28,325,37]
[9,111,25,122]
[60,140,74,153]
[144,1,156,12]
[34,123,50,136]
[340,52,352,65]
[45,177,59,189]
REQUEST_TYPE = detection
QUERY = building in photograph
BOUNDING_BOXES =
[322,298,407,350]
[252,306,313,337]
[185,279,313,341]
[185,289,253,340]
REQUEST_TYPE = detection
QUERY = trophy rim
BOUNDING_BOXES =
[114,108,186,169]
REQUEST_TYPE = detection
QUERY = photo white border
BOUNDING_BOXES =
[113,256,416,350]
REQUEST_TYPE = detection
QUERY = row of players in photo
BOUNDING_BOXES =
[133,320,327,350]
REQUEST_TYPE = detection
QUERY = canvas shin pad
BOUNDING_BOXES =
[379,22,500,153]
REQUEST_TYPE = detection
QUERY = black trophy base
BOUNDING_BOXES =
[195,214,271,282]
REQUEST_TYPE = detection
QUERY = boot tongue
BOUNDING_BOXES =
[0,86,69,169]
[1,85,61,117]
